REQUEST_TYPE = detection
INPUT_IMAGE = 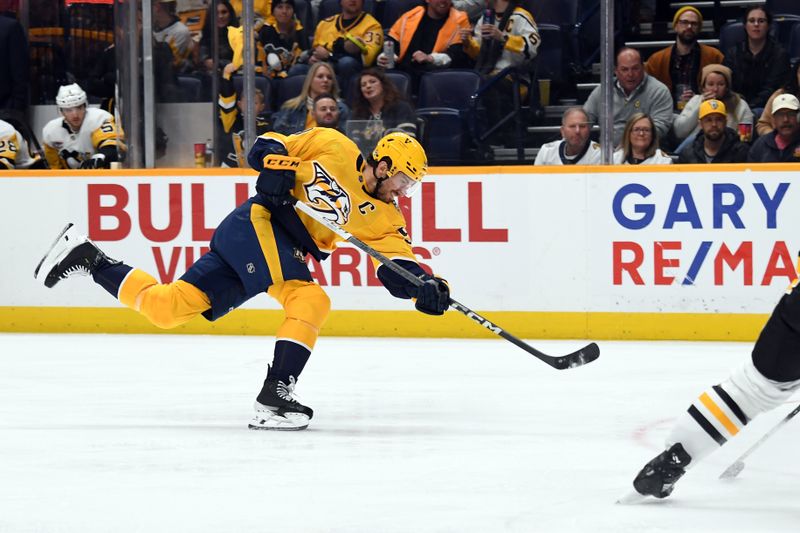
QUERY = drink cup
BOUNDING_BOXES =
[383,41,394,69]
[675,84,691,110]
[538,78,551,107]
[194,143,206,168]
[738,122,753,143]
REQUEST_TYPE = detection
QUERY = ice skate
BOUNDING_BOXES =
[34,223,117,288]
[631,443,692,499]
[248,376,313,431]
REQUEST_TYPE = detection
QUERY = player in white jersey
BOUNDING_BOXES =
[41,84,123,169]
[534,107,601,166]
[0,119,44,169]
[626,272,800,500]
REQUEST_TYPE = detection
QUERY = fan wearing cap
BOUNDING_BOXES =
[644,5,724,111]
[678,99,749,163]
[748,94,800,162]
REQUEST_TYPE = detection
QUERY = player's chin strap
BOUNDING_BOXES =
[291,198,600,371]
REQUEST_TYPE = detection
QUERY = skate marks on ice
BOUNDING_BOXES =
[1,335,799,532]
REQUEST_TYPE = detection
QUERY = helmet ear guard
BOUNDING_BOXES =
[56,84,88,109]
[371,132,428,186]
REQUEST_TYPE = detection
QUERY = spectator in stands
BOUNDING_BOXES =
[0,3,28,113]
[259,0,309,79]
[311,93,342,129]
[218,62,272,167]
[41,84,124,169]
[199,0,238,72]
[301,0,382,95]
[460,0,539,145]
[584,47,673,146]
[678,99,749,164]
[748,94,800,162]
[613,113,672,164]
[452,0,482,22]
[271,61,350,134]
[0,118,44,169]
[85,43,117,113]
[377,0,471,92]
[534,107,601,166]
[645,6,724,111]
[154,0,196,74]
[672,64,753,152]
[350,68,417,137]
[723,6,789,114]
[229,0,271,28]
[758,60,800,138]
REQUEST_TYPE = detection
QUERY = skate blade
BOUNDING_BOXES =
[34,223,75,281]
[248,411,309,431]
[616,490,650,505]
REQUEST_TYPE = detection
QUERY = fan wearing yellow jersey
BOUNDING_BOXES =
[305,0,382,94]
[35,129,449,432]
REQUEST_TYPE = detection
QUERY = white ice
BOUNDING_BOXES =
[1,334,797,532]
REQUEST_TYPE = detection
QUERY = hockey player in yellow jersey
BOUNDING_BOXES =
[35,129,449,431]
[41,84,123,169]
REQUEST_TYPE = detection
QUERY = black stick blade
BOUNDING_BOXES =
[548,342,600,370]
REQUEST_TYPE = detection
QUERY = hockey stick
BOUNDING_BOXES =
[718,402,800,480]
[293,200,600,370]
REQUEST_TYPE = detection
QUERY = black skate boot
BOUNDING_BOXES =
[34,223,117,288]
[632,443,692,498]
[249,375,314,431]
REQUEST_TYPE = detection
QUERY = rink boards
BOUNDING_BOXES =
[1,163,798,340]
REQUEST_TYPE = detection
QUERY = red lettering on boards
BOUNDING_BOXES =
[87,184,131,240]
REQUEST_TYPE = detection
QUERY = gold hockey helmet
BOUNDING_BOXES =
[372,132,428,189]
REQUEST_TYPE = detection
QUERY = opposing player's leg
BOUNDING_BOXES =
[249,280,331,431]
[630,283,800,499]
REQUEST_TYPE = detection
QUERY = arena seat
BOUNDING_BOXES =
[719,21,745,53]
[177,76,202,102]
[274,75,307,109]
[381,0,423,29]
[233,75,273,112]
[416,70,482,164]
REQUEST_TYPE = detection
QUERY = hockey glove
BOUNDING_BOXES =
[79,154,106,169]
[414,277,450,316]
[256,150,301,205]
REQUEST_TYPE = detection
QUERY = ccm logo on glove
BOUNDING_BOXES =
[263,154,301,171]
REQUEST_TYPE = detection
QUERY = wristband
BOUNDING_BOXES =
[345,33,368,54]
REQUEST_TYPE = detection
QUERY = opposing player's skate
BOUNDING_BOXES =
[249,376,313,431]
[34,223,117,288]
[632,443,692,499]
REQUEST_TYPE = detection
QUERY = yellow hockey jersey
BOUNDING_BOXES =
[313,12,383,66]
[41,108,122,169]
[258,127,416,263]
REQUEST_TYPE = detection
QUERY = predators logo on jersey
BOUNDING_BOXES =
[303,161,352,225]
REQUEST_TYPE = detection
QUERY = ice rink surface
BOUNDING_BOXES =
[1,333,798,533]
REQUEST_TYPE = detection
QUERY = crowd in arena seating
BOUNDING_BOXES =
[2,0,800,169]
